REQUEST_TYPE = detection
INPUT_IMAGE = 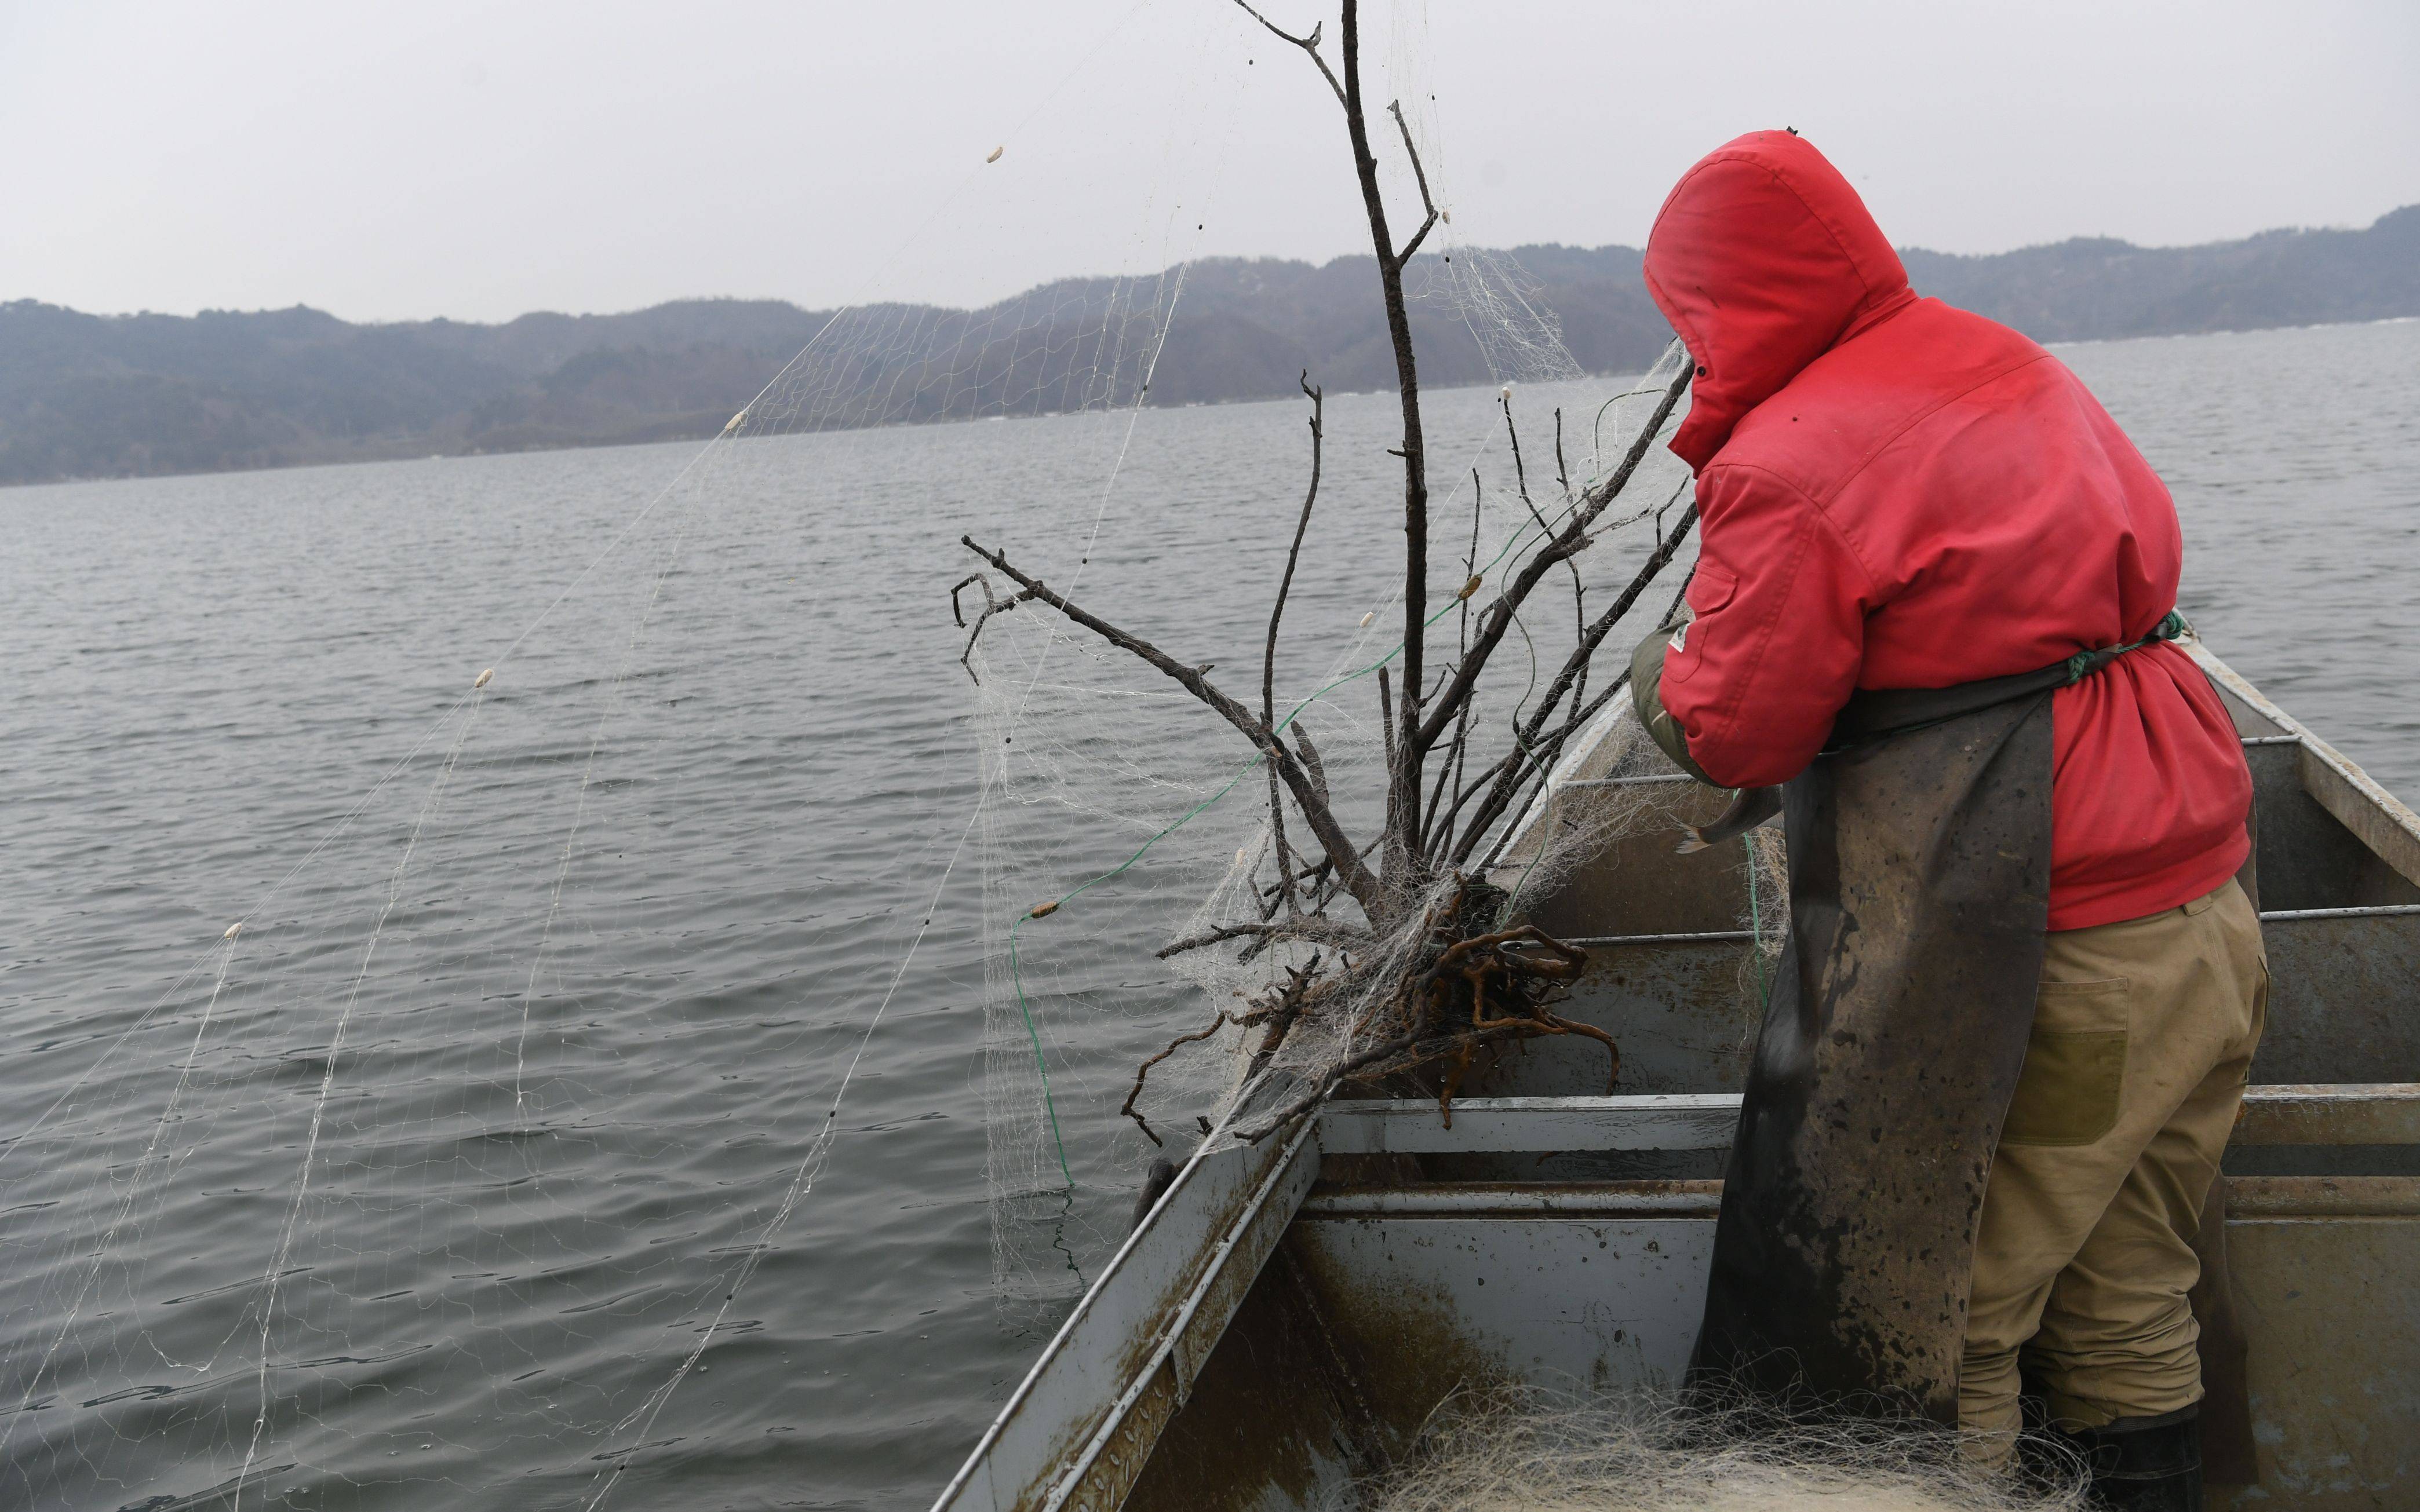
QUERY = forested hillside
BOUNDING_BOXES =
[5,206,2413,485]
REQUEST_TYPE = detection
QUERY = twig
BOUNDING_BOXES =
[1230,1,1347,108]
[1411,361,1690,759]
[1233,895,1601,1140]
[1156,918,1368,960]
[1450,501,1700,866]
[1473,560,1701,876]
[1264,374,1326,717]
[1506,393,1587,625]
[1428,738,1526,850]
[1502,392,1533,506]
[949,572,1037,682]
[1262,375,1326,914]
[1122,1011,1239,1145]
[1475,749,1568,876]
[1501,390,1591,721]
[1235,1021,1535,1143]
[1422,469,1485,848]
[1460,468,1482,659]
[1386,99,1441,262]
[1245,955,1325,1079]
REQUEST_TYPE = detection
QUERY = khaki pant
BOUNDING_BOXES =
[1960,878,2268,1452]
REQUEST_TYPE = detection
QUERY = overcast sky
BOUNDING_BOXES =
[3,0,2415,324]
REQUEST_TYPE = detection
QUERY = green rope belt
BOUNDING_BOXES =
[1827,609,2191,755]
[2060,609,2188,685]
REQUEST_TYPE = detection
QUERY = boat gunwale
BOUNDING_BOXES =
[2191,641,2420,889]
[930,1095,1319,1512]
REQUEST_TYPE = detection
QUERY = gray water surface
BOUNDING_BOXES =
[3,317,2415,1510]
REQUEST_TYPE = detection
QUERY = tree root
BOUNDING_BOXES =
[1220,878,1612,1143]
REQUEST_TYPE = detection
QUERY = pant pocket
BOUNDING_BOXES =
[2003,978,2130,1146]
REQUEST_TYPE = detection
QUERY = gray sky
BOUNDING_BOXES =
[4,0,2415,324]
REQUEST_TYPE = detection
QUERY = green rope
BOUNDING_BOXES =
[2061,609,2188,685]
[1005,919,1076,1189]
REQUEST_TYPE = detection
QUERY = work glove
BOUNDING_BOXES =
[1630,619,1721,787]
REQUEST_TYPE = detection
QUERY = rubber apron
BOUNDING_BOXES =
[1686,684,2054,1420]
[1637,615,2245,1429]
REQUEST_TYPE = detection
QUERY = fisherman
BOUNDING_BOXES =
[1629,131,2261,1510]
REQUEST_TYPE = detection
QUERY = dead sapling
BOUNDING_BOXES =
[960,1,1696,1141]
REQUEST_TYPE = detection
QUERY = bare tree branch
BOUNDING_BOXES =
[1156,918,1370,960]
[960,533,1387,918]
[987,5,1674,1159]
[1260,375,1326,914]
[1502,390,1590,699]
[1122,1011,1238,1145]
[1320,0,1435,890]
[1450,502,1701,865]
[1377,664,1397,780]
[1386,100,1441,262]
[1409,361,1691,758]
[1293,722,1331,809]
[949,572,1036,682]
[1550,407,1594,713]
[1229,1,1346,108]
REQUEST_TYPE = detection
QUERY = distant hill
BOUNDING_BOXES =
[5,206,2414,487]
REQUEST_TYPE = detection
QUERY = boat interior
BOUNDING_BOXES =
[937,645,2420,1512]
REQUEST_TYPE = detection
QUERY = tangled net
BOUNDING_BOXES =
[967,338,1699,1180]
[961,2,1718,1309]
[1344,1387,2089,1512]
[1129,878,1613,1144]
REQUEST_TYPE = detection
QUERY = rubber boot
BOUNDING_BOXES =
[2052,1405,2202,1511]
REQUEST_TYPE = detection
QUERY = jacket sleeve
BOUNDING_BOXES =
[1659,463,1874,788]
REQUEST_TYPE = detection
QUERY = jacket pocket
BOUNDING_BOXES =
[2002,977,2130,1146]
[1686,564,1737,613]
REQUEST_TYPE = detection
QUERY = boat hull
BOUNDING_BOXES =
[939,646,2420,1511]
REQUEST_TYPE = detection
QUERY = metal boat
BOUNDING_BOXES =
[936,643,2420,1511]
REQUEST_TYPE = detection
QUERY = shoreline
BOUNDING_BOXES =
[8,314,2416,495]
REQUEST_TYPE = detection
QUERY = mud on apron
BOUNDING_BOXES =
[1688,688,2055,1421]
[1660,614,2252,1470]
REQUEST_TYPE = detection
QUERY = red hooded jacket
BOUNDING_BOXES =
[1643,132,2250,930]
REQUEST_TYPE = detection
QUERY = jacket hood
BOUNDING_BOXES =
[1643,131,1916,470]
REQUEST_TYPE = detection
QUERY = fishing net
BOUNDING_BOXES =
[885,2,1745,1313]
[2,10,1253,1506]
[1339,1387,2088,1512]
[0,4,1748,1507]
[965,333,1711,1309]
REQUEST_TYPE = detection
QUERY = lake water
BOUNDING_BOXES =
[3,317,2415,1510]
